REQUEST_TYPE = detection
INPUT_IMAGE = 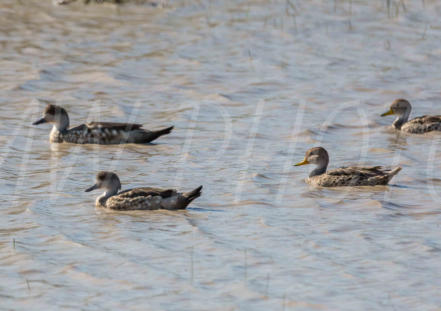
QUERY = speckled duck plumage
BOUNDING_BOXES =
[33,104,173,144]
[381,99,441,134]
[295,147,401,187]
[54,0,164,6]
[85,171,203,210]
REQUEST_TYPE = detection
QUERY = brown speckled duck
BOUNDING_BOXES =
[381,99,441,134]
[54,0,164,6]
[33,104,173,144]
[85,172,202,210]
[294,147,401,187]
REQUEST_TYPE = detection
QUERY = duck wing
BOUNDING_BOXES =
[67,124,88,132]
[320,166,400,186]
[86,122,173,144]
[408,115,441,125]
[86,122,143,131]
[118,187,176,199]
[402,115,441,133]
[66,122,143,134]
[106,186,202,210]
[66,122,172,144]
[327,166,386,178]
[105,187,178,210]
[65,123,144,144]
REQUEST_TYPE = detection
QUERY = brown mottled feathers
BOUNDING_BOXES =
[327,166,385,177]
[408,115,441,125]
[103,186,202,210]
[64,123,144,132]
[402,115,441,133]
[86,122,143,131]
[61,123,173,144]
[309,166,401,187]
[118,187,175,199]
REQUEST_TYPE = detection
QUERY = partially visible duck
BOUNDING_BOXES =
[33,104,173,144]
[381,99,441,134]
[294,147,401,187]
[85,171,203,210]
[54,0,164,6]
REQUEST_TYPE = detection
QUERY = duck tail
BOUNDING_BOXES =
[155,125,174,137]
[152,126,174,140]
[388,167,402,181]
[142,126,174,143]
[183,185,203,208]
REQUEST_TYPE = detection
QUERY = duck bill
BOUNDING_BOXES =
[32,118,47,125]
[294,159,310,166]
[85,184,99,192]
[381,109,394,117]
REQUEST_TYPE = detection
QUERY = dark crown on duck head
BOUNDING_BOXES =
[33,103,70,129]
[97,171,121,190]
[391,98,411,110]
[44,104,66,116]
[85,171,122,193]
[97,171,114,181]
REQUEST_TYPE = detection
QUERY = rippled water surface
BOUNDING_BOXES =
[1,0,441,310]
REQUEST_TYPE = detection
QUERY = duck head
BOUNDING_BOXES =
[295,147,330,177]
[381,99,412,130]
[33,104,70,132]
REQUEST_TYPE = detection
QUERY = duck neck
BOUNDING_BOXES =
[310,162,328,177]
[393,109,410,130]
[54,112,70,132]
[97,188,119,207]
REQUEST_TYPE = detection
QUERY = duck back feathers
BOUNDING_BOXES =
[401,115,441,134]
[102,185,203,210]
[55,123,173,144]
[308,166,402,187]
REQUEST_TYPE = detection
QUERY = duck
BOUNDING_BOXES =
[33,104,173,144]
[54,0,163,5]
[294,147,401,187]
[381,99,441,134]
[85,171,203,210]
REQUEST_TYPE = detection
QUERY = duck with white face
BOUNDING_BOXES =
[85,171,203,210]
[294,147,401,187]
[33,104,174,144]
[381,99,441,134]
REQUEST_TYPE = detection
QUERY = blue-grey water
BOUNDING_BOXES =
[1,0,441,310]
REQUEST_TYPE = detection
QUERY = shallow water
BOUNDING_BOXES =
[1,0,441,310]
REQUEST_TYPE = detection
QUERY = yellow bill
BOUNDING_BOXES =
[381,109,394,117]
[294,159,310,166]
